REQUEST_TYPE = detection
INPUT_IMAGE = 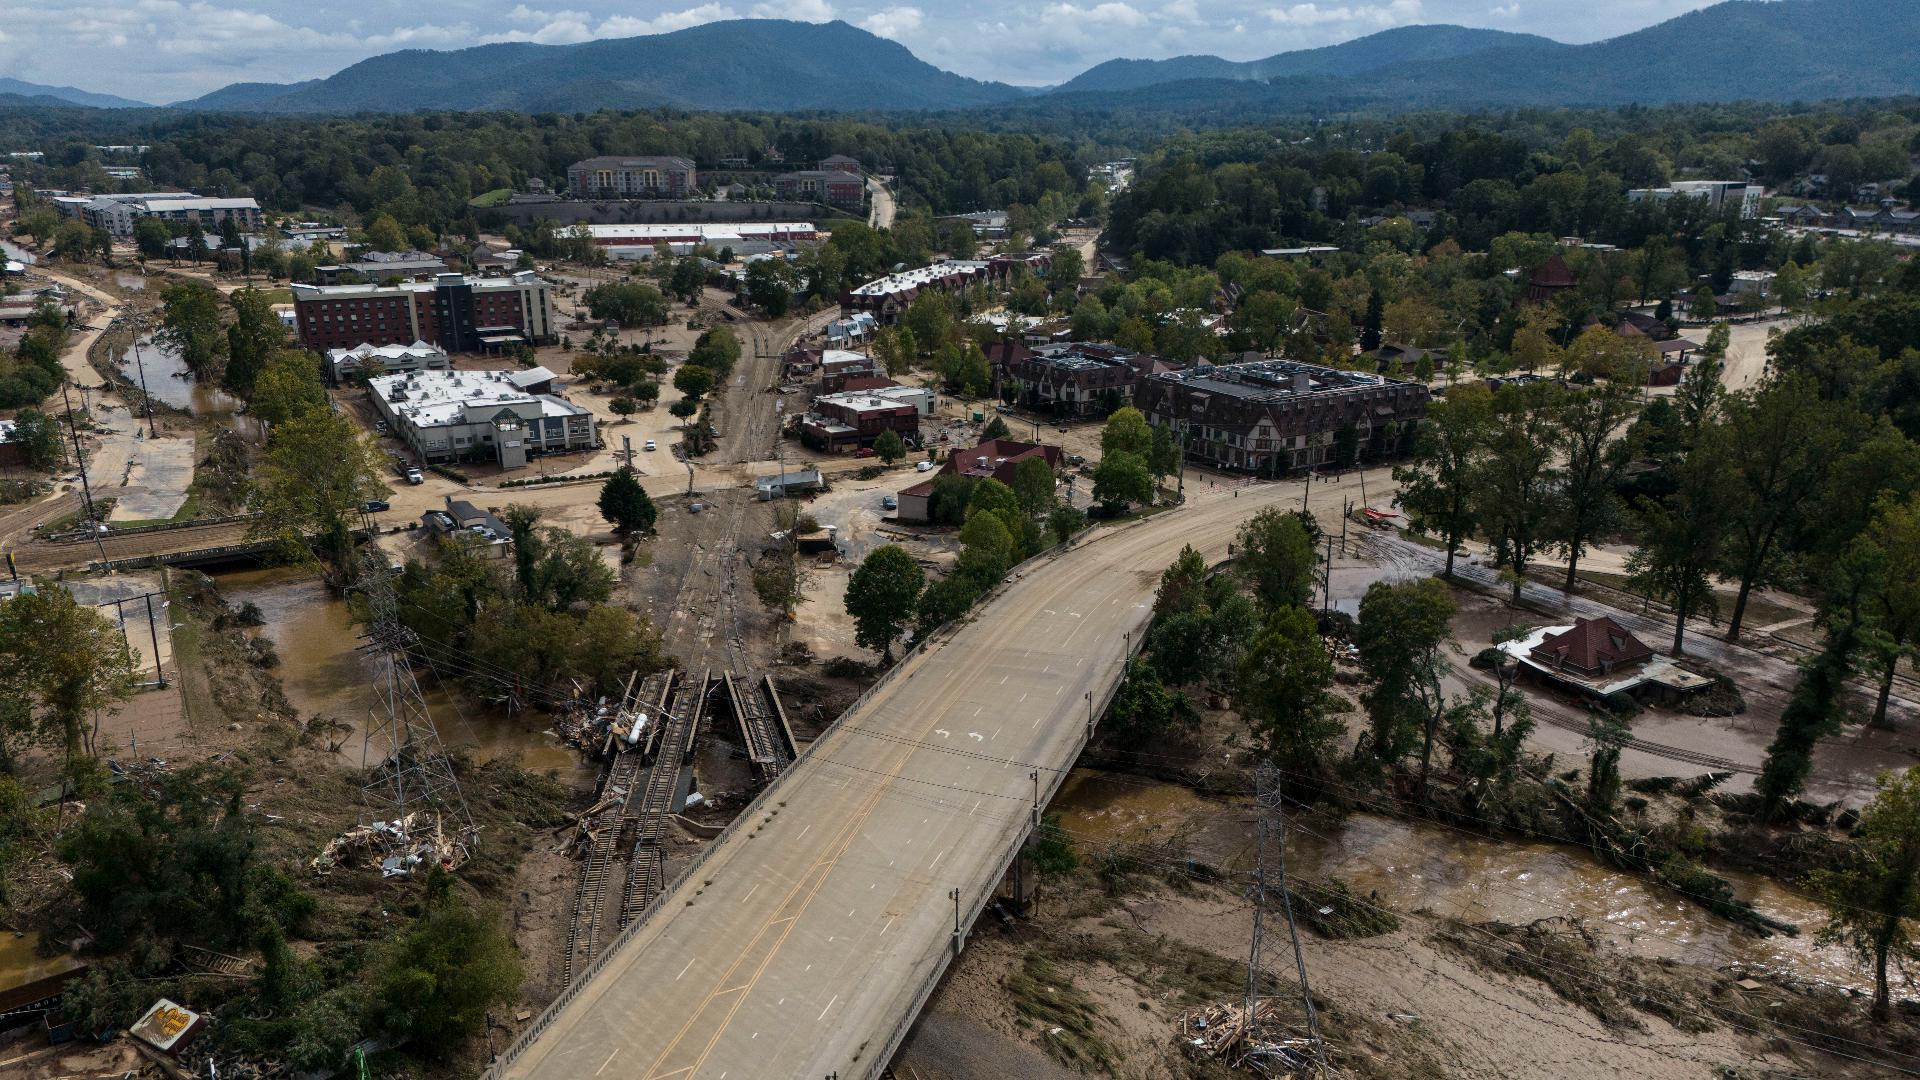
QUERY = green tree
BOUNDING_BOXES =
[1147,424,1178,482]
[248,410,389,572]
[0,589,137,762]
[1758,561,1868,820]
[845,545,925,660]
[1047,504,1086,546]
[1238,605,1344,781]
[225,288,289,395]
[957,510,1019,584]
[1549,385,1636,591]
[371,869,522,1053]
[1809,768,1920,1022]
[1100,406,1152,457]
[1107,658,1196,746]
[1091,451,1152,513]
[5,408,63,470]
[583,282,668,327]
[1718,375,1845,641]
[689,325,742,377]
[1011,456,1056,518]
[1626,432,1734,656]
[753,551,809,618]
[1360,288,1384,352]
[133,218,172,260]
[673,364,716,402]
[363,212,407,252]
[1234,508,1317,612]
[913,574,980,640]
[873,428,907,465]
[900,293,956,356]
[1857,495,1920,729]
[1356,578,1457,790]
[980,415,1011,441]
[158,279,229,383]
[598,467,657,535]
[1474,382,1560,605]
[248,350,327,427]
[1394,382,1490,577]
[745,258,794,316]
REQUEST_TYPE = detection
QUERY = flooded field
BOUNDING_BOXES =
[213,566,586,777]
[115,333,248,422]
[1051,769,1867,993]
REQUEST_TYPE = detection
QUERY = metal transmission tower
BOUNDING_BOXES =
[357,557,474,843]
[1248,764,1328,1073]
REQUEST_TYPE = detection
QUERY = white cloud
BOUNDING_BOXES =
[1044,2,1150,28]
[1161,0,1201,21]
[1488,2,1521,16]
[755,0,833,20]
[859,6,924,39]
[1265,1,1422,27]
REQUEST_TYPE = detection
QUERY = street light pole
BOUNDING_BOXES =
[60,380,97,523]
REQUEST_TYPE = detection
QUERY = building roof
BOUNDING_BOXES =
[292,270,547,301]
[370,369,589,430]
[327,340,446,366]
[1529,253,1576,289]
[1529,616,1653,672]
[570,155,696,171]
[507,366,556,389]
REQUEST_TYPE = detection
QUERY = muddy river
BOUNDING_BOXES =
[213,567,588,779]
[1051,770,1868,994]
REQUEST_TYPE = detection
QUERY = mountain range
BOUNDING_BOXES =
[0,78,150,110]
[7,0,1920,118]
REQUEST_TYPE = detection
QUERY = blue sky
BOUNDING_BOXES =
[1,0,1724,103]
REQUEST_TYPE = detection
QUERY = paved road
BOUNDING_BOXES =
[493,482,1295,1080]
[867,177,895,231]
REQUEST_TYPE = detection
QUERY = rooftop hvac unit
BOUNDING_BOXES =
[977,456,989,467]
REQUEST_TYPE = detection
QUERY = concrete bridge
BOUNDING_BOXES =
[488,483,1292,1080]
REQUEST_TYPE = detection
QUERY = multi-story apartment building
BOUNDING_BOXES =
[1134,358,1429,475]
[53,191,263,236]
[773,169,864,209]
[566,156,698,198]
[291,272,558,353]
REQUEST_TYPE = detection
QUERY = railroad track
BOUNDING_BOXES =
[561,670,675,986]
[722,671,795,781]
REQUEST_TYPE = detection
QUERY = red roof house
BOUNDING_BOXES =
[896,438,1063,523]
[1529,616,1654,675]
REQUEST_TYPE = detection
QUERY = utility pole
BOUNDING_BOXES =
[1301,466,1312,514]
[1251,765,1328,1072]
[949,887,963,955]
[1322,534,1334,613]
[60,381,97,523]
[130,325,157,438]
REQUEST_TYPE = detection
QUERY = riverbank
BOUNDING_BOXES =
[898,766,1920,1079]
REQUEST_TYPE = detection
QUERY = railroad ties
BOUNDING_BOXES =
[720,672,798,782]
[562,668,799,986]
[562,669,674,987]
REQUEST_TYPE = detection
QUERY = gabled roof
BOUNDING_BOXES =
[1529,253,1575,289]
[1529,616,1653,672]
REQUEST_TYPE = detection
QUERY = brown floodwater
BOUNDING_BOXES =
[115,333,252,424]
[1051,769,1868,993]
[213,566,585,777]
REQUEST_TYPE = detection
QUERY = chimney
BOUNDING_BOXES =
[1293,371,1311,394]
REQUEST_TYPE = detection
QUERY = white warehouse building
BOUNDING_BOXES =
[369,369,597,468]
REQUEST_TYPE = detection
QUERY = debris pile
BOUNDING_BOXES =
[554,697,652,755]
[310,811,468,877]
[1179,1000,1319,1077]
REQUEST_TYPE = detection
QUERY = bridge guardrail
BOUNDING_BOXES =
[481,505,1178,1078]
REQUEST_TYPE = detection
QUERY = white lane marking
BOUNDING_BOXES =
[796,824,810,841]
[594,1049,619,1076]
[1041,664,1050,674]
[676,958,695,980]
[969,731,983,741]
[931,848,947,868]
[971,799,981,815]
[882,916,898,935]
[934,729,950,739]
[999,674,1009,685]
[741,883,760,903]
[818,995,839,1021]
[1018,692,1027,702]
[973,706,984,717]
[849,908,857,917]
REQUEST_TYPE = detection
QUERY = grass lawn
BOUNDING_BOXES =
[469,188,513,208]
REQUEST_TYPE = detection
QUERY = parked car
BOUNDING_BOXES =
[915,460,935,472]
[405,467,424,485]
[881,494,897,510]
[374,420,389,434]
[362,499,391,513]
[644,439,657,451]
[854,447,875,458]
